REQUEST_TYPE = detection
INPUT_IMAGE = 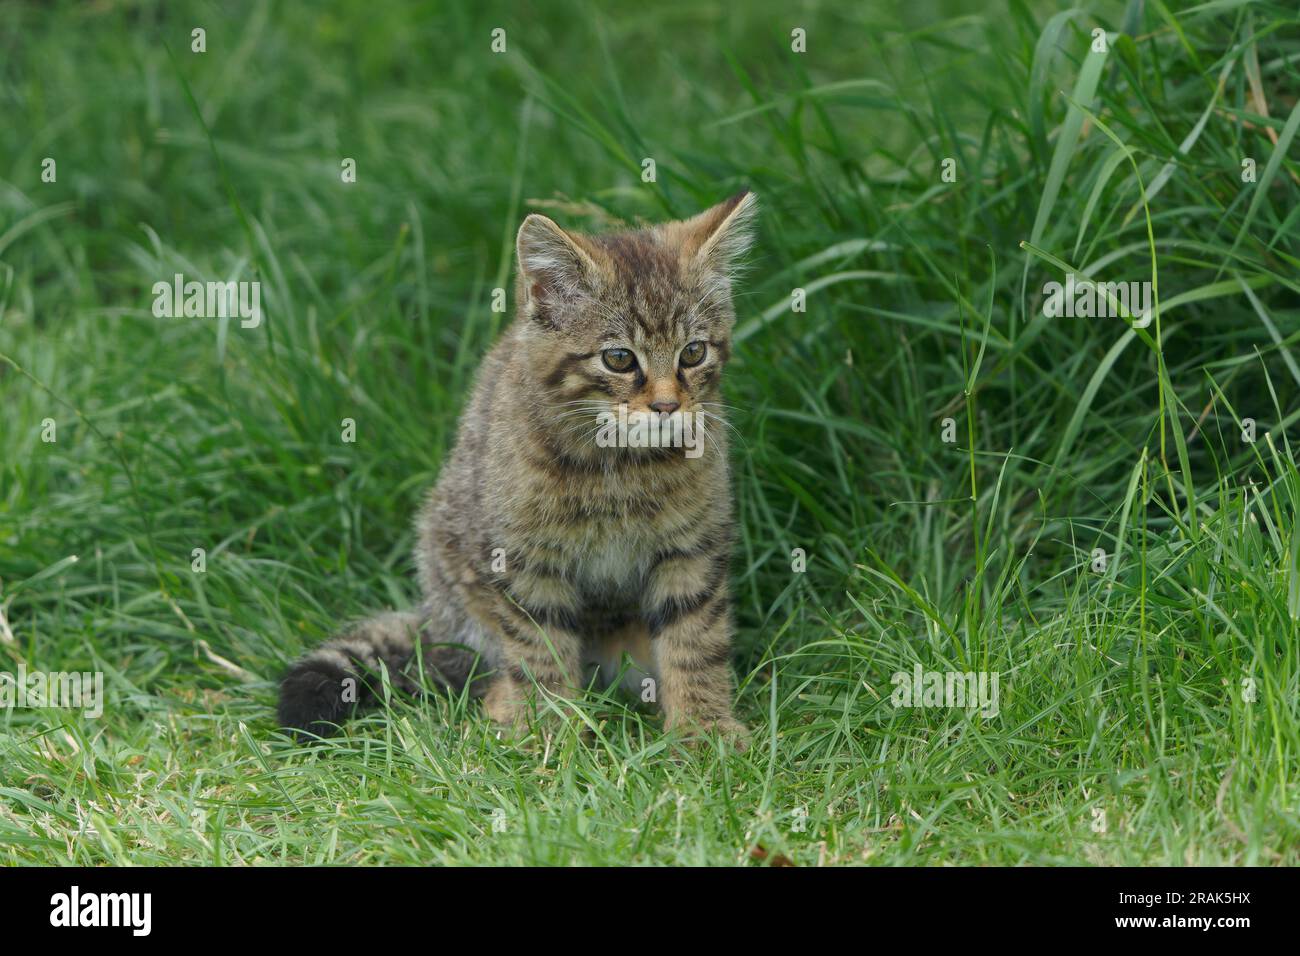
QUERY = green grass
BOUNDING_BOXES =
[1,0,1298,865]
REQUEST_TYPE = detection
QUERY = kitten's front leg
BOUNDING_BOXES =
[480,571,585,731]
[646,551,749,749]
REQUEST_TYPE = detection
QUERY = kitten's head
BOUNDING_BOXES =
[513,192,757,454]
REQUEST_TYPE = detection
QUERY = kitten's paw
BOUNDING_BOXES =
[708,717,752,752]
[486,693,582,747]
[484,696,524,730]
[666,716,752,752]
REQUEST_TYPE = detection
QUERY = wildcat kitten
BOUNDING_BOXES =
[277,191,757,746]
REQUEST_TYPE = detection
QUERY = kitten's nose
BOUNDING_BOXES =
[650,400,680,414]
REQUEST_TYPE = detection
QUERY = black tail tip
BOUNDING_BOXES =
[277,658,353,741]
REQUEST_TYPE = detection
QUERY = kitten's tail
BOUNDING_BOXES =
[277,610,481,739]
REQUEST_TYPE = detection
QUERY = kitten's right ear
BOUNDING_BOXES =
[516,214,596,306]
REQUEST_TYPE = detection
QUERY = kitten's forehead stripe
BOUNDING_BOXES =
[597,232,676,282]
[591,230,694,339]
[626,301,652,337]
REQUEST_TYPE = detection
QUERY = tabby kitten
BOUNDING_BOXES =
[278,191,758,746]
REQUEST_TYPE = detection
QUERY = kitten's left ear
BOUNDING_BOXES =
[683,190,759,274]
[516,213,597,305]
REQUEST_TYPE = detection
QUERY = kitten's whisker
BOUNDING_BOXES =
[696,407,738,428]
[700,422,726,460]
[556,419,603,441]
[549,404,611,426]
[547,401,610,415]
[553,408,605,422]
[697,411,746,451]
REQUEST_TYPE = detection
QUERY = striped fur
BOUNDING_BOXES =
[278,192,758,746]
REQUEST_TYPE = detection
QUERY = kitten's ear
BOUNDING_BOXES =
[683,190,759,274]
[516,214,596,304]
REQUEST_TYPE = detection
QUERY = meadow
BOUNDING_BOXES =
[1,0,1298,865]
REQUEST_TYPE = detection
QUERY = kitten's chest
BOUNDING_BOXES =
[572,528,653,594]
[506,449,716,595]
[516,496,666,597]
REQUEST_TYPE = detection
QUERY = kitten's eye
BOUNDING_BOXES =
[602,348,637,373]
[679,341,707,367]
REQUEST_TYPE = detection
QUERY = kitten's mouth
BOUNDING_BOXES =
[577,404,707,459]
